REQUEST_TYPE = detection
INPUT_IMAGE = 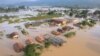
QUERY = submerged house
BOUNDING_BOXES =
[48,19,67,27]
[62,26,74,31]
[13,42,24,53]
[8,32,19,39]
[51,31,61,35]
[35,35,45,43]
[25,36,34,45]
[72,18,82,24]
[24,21,44,28]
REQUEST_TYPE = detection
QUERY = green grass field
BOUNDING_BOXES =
[24,14,62,21]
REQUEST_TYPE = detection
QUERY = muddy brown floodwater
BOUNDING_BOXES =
[41,24,100,56]
[0,22,100,56]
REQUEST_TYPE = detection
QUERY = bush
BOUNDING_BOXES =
[21,29,29,35]
[25,23,31,28]
[88,19,96,27]
[64,32,76,38]
[24,44,43,56]
[44,39,51,48]
[77,19,96,28]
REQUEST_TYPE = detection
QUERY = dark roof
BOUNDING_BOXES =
[10,32,18,37]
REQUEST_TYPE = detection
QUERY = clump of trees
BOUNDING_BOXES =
[24,44,43,56]
[79,19,96,27]
[93,10,100,19]
[47,11,56,15]
[47,10,62,16]
[75,10,88,18]
[74,19,96,29]
[93,10,100,15]
[44,39,52,48]
[24,23,31,28]
[69,8,74,17]
[67,8,89,18]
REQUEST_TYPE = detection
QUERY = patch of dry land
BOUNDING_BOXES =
[0,22,100,56]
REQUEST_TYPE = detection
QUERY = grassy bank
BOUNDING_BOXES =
[24,14,62,21]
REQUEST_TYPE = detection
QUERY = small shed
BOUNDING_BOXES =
[25,38,34,45]
[49,19,67,26]
[62,26,74,31]
[35,35,45,43]
[57,28,64,33]
[13,42,24,53]
[51,31,61,35]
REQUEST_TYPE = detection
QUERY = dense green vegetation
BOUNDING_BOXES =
[78,19,96,27]
[24,23,31,28]
[44,39,51,48]
[64,32,76,38]
[21,29,29,35]
[24,36,66,56]
[24,12,62,21]
[93,10,100,15]
[8,19,20,24]
[24,44,43,56]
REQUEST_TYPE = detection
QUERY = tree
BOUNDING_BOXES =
[69,8,74,17]
[69,12,73,17]
[75,10,88,18]
[24,44,43,56]
[47,11,55,15]
[64,32,76,38]
[18,6,26,9]
[44,39,51,48]
[93,10,100,15]
[80,10,88,18]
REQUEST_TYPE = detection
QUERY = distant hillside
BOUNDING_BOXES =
[1,0,100,8]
